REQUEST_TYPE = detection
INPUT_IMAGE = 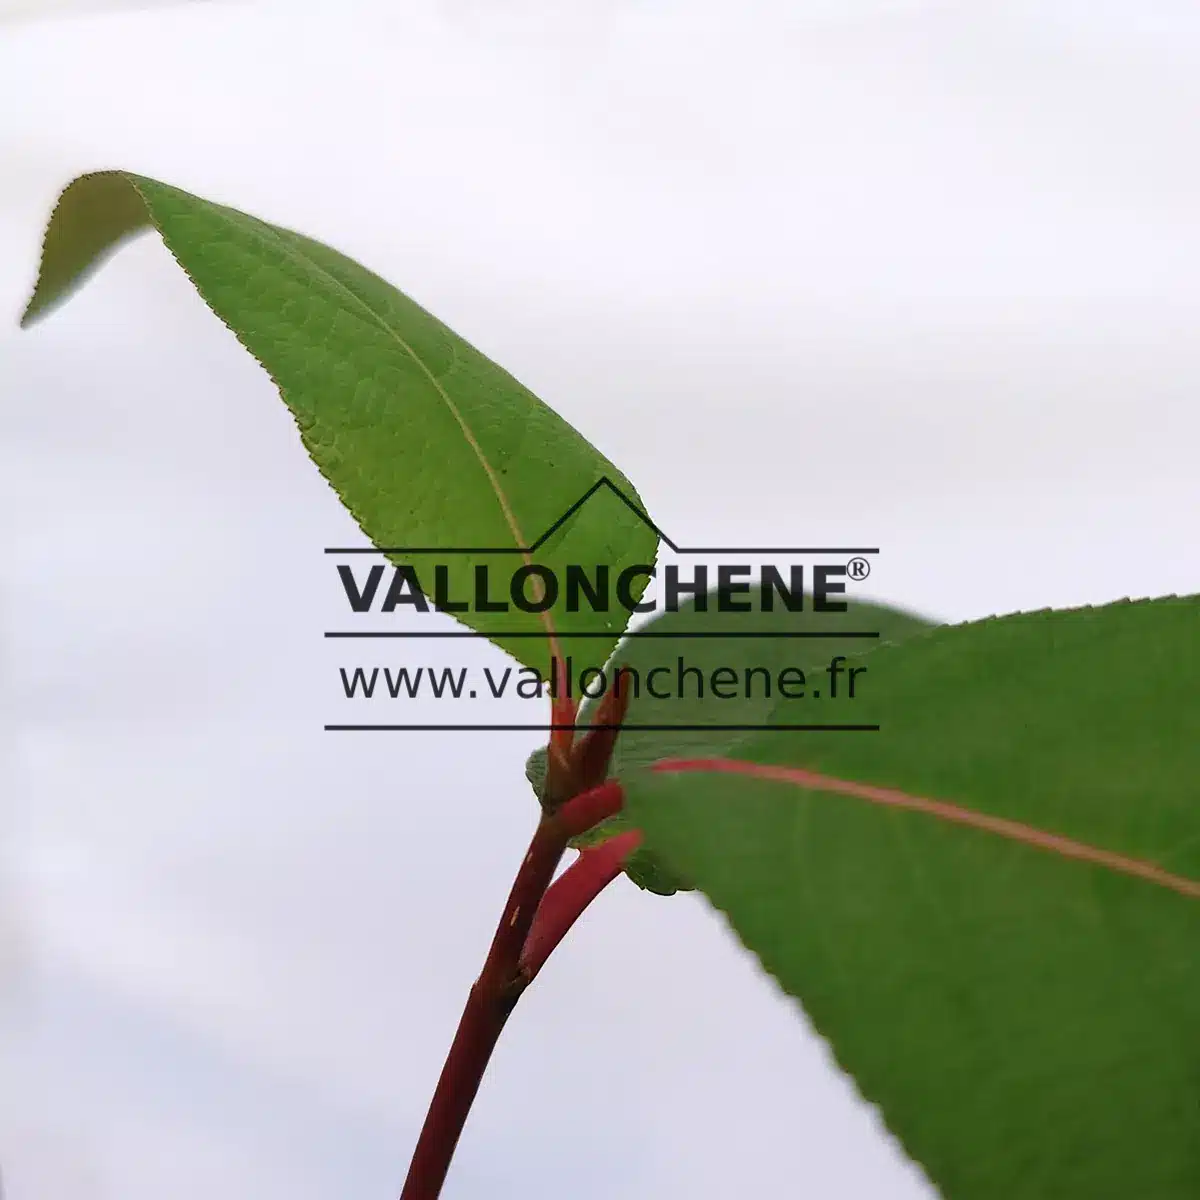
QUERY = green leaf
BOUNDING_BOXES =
[572,588,936,895]
[21,171,658,678]
[625,594,1200,1197]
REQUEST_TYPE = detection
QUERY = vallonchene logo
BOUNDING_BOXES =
[323,478,882,733]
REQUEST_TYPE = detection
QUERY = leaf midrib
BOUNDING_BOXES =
[653,758,1200,900]
[186,189,566,667]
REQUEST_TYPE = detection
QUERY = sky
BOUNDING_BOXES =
[1,1,1198,1197]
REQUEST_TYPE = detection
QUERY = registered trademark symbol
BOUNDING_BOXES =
[846,556,871,581]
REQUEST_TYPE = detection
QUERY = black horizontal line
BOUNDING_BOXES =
[323,630,881,639]
[655,548,879,556]
[324,547,880,556]
[324,724,880,733]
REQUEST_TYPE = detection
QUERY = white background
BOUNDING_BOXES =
[1,1,1198,1196]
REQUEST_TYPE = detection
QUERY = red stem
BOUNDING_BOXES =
[547,660,579,783]
[569,683,632,793]
[519,830,643,982]
[399,782,625,1199]
[543,674,629,810]
[555,780,624,839]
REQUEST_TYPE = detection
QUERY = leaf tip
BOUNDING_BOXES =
[17,169,156,333]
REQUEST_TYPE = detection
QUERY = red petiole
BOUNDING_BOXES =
[519,829,643,983]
